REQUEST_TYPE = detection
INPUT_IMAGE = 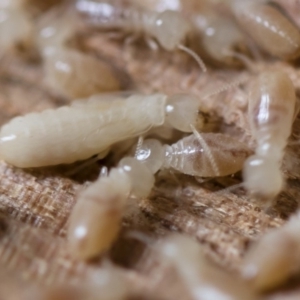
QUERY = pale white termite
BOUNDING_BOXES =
[241,211,300,292]
[0,94,166,168]
[67,130,250,259]
[0,92,217,168]
[230,0,300,60]
[35,4,121,98]
[123,0,251,67]
[243,70,297,202]
[75,0,207,72]
[189,2,251,67]
[67,156,154,259]
[135,133,251,177]
[132,233,260,300]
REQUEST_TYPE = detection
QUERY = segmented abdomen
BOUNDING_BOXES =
[76,0,157,34]
[0,95,166,167]
[164,133,251,177]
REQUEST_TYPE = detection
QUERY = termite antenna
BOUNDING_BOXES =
[202,74,249,100]
[134,136,144,158]
[177,44,207,73]
[223,50,255,72]
[214,182,245,196]
[190,124,220,177]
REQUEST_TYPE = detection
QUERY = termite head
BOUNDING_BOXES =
[153,10,191,51]
[243,155,284,203]
[165,94,202,132]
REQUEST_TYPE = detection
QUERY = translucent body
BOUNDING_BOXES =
[156,234,259,300]
[44,48,120,98]
[36,4,120,98]
[243,71,296,200]
[136,139,165,173]
[0,94,166,168]
[232,0,300,59]
[165,94,202,132]
[68,168,131,259]
[199,13,248,67]
[68,157,154,260]
[137,134,251,177]
[118,156,154,197]
[242,212,300,292]
[76,0,191,51]
[186,0,249,67]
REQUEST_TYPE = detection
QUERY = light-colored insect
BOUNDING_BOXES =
[136,133,251,177]
[68,129,250,259]
[68,156,154,259]
[230,0,300,60]
[35,4,121,98]
[0,94,166,168]
[75,0,207,72]
[190,3,251,67]
[241,211,300,292]
[0,92,215,168]
[132,233,259,300]
[243,70,297,202]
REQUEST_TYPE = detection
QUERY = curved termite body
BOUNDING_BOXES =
[76,0,206,71]
[243,71,297,201]
[43,48,121,98]
[136,134,251,178]
[184,0,250,67]
[143,234,259,300]
[36,5,121,98]
[241,211,300,292]
[68,168,131,260]
[68,157,154,260]
[0,94,166,168]
[231,0,300,60]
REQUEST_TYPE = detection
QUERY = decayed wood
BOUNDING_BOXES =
[1,2,300,299]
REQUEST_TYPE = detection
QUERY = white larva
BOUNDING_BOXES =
[0,92,216,168]
[243,70,297,202]
[0,94,166,168]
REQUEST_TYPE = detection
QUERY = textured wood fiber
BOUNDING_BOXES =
[1,2,300,299]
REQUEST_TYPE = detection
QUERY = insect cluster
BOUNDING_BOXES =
[1,0,300,299]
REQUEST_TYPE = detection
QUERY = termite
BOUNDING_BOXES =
[0,92,217,168]
[67,156,154,259]
[170,0,252,67]
[131,233,259,300]
[243,70,297,202]
[230,0,300,60]
[135,133,251,178]
[75,0,207,72]
[68,128,250,259]
[241,211,300,292]
[35,4,121,98]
